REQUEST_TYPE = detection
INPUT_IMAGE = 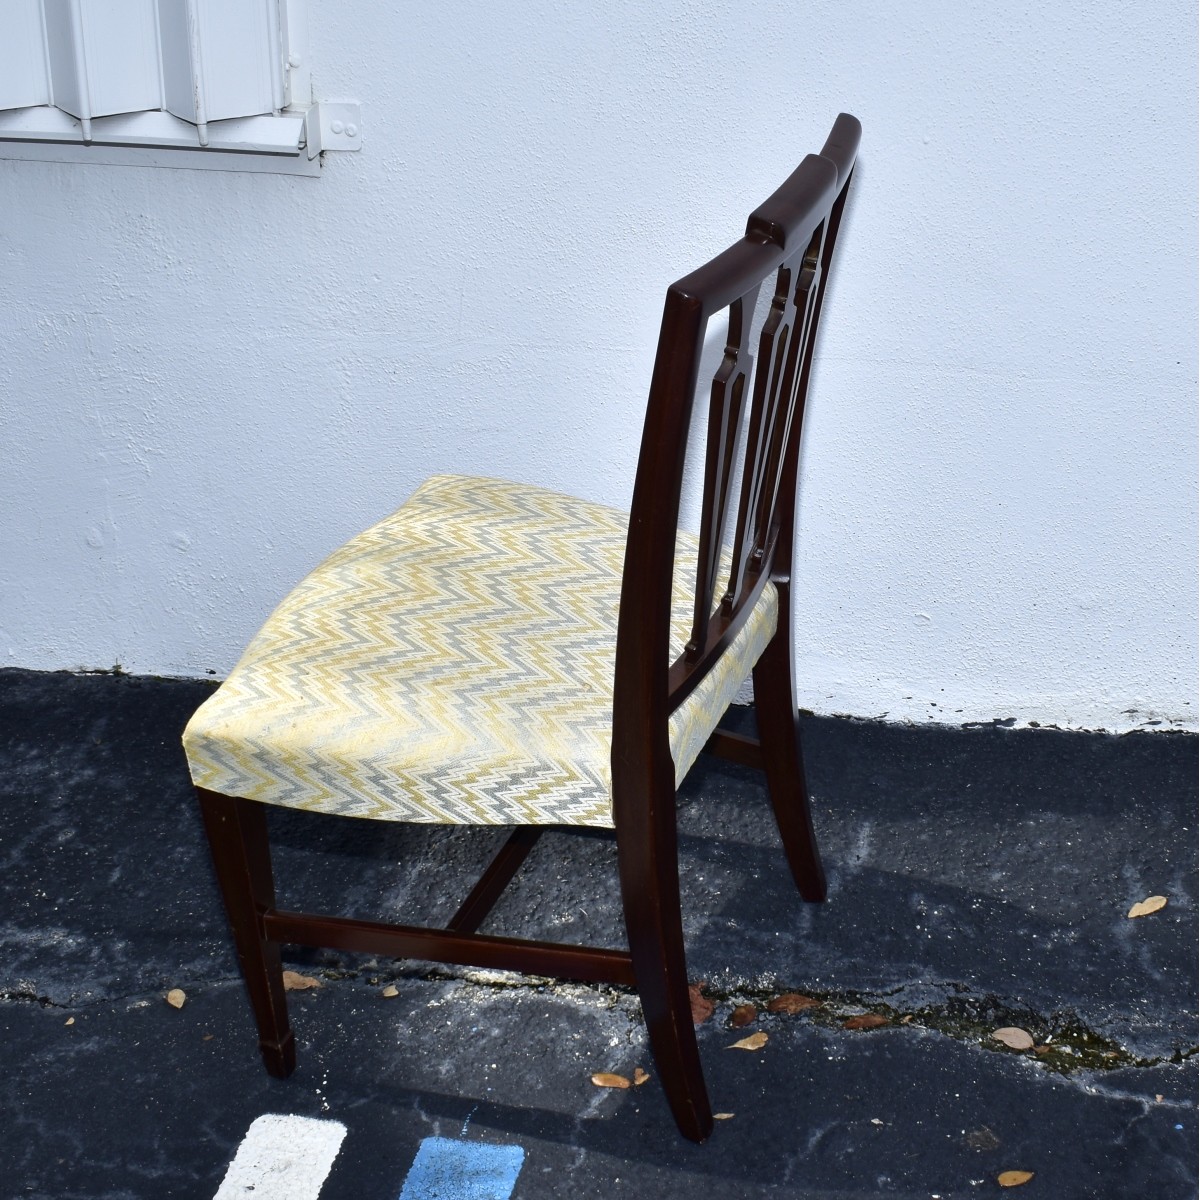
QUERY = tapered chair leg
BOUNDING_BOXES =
[196,788,296,1077]
[752,600,827,903]
[615,777,713,1143]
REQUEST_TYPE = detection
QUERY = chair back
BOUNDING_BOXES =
[614,115,860,776]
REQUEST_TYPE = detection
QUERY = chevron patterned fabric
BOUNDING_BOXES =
[183,475,778,827]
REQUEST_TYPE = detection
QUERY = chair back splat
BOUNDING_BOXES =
[184,114,860,1145]
[618,115,857,744]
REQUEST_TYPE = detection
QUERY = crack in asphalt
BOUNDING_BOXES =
[5,968,1195,1077]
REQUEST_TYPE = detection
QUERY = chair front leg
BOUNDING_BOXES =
[752,591,827,903]
[196,788,296,1077]
[614,769,713,1143]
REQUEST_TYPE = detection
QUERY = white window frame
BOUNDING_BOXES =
[0,0,358,176]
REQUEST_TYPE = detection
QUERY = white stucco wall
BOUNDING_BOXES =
[1,1,1195,731]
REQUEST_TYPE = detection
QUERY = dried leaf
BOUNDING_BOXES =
[998,1170,1034,1187]
[1127,895,1168,919]
[730,1004,758,1028]
[282,970,322,991]
[64,1017,75,1026]
[843,1013,887,1030]
[991,1027,1035,1051]
[1033,1045,1052,1055]
[727,1031,768,1051]
[165,988,186,1009]
[632,1067,650,1086]
[713,1112,735,1120]
[591,1072,630,1089]
[381,984,399,998]
[689,982,714,1024]
[767,992,819,1014]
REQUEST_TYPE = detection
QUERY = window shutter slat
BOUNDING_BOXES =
[43,0,161,130]
[158,0,278,132]
[0,0,51,111]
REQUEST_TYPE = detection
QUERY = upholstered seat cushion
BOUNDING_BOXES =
[183,475,777,827]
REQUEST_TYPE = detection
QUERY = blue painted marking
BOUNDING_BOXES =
[398,1137,525,1200]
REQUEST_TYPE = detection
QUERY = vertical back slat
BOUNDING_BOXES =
[769,161,857,576]
[750,229,824,556]
[687,288,757,657]
[725,259,799,607]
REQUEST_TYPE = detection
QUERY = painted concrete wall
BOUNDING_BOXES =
[1,1,1195,731]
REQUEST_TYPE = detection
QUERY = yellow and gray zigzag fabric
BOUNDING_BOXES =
[183,475,777,828]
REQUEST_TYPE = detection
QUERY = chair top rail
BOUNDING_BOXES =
[666,113,859,319]
[667,154,835,321]
[749,112,860,248]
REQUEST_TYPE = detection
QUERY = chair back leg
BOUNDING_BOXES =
[197,788,296,1077]
[751,590,827,902]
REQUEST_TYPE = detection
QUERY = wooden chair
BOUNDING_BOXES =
[184,114,859,1143]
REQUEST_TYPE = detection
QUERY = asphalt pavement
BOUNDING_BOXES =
[1,668,1195,1199]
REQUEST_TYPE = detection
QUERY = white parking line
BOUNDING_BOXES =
[213,1114,347,1199]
